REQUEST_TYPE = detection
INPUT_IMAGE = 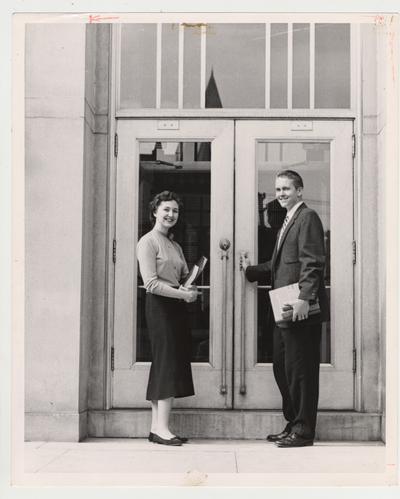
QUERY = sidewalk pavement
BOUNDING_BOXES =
[20,438,396,487]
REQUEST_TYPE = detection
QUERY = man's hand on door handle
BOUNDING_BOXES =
[239,253,250,271]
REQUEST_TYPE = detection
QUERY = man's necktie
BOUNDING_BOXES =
[277,215,290,248]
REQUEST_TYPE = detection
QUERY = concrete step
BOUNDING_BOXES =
[88,409,382,441]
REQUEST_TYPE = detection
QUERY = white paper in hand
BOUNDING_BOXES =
[269,282,320,323]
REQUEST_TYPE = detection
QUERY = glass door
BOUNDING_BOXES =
[112,119,354,411]
[112,120,234,408]
[234,120,354,409]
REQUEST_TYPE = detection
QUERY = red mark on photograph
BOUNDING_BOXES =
[389,31,396,83]
[374,15,386,26]
[89,15,120,23]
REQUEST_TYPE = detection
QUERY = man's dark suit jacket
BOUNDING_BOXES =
[246,203,329,328]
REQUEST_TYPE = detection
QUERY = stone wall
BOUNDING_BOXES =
[25,23,111,441]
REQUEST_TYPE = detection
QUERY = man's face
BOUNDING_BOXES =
[275,176,303,212]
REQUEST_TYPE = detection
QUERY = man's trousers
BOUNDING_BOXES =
[272,323,322,439]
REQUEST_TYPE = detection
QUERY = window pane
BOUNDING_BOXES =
[161,24,179,108]
[293,23,310,108]
[206,24,265,108]
[256,142,331,363]
[183,25,201,108]
[120,24,157,108]
[136,141,211,362]
[315,24,351,108]
[270,24,288,108]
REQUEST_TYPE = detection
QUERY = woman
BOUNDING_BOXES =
[137,191,198,446]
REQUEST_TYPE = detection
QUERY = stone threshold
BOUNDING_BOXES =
[88,409,382,441]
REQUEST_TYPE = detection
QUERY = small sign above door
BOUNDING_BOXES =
[157,120,180,130]
[290,121,313,131]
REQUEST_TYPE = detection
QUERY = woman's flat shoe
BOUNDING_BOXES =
[152,433,182,446]
[148,432,188,443]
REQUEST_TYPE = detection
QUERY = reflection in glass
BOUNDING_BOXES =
[293,24,310,108]
[256,142,331,363]
[315,24,351,108]
[183,25,201,108]
[206,24,265,108]
[120,24,157,108]
[161,24,179,108]
[270,24,288,108]
[136,141,211,362]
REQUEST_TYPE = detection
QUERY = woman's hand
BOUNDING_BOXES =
[179,285,198,303]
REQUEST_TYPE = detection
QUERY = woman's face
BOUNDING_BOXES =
[153,200,179,231]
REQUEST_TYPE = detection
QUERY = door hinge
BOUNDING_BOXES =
[114,132,118,158]
[112,239,117,263]
[352,134,356,159]
[111,347,115,371]
[352,348,357,373]
[352,240,356,264]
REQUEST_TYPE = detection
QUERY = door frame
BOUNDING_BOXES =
[104,117,358,412]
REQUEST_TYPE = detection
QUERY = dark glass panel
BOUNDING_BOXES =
[293,23,310,108]
[136,141,211,362]
[183,25,201,108]
[206,24,265,108]
[256,142,331,363]
[270,24,288,108]
[315,24,351,108]
[161,24,179,108]
[120,24,157,108]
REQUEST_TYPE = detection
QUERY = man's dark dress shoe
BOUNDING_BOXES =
[152,433,183,446]
[266,429,291,442]
[148,432,188,443]
[274,432,314,448]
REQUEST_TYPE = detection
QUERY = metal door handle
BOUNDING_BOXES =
[239,251,247,395]
[219,238,230,395]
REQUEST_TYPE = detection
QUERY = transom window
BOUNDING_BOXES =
[119,23,351,110]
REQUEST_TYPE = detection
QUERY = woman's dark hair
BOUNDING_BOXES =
[149,190,183,227]
[276,169,304,189]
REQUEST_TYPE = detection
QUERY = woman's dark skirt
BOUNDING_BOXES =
[145,293,195,401]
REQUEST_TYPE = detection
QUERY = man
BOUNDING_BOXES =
[241,170,329,448]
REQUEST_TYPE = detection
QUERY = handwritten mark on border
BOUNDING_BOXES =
[374,15,386,26]
[89,15,120,23]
